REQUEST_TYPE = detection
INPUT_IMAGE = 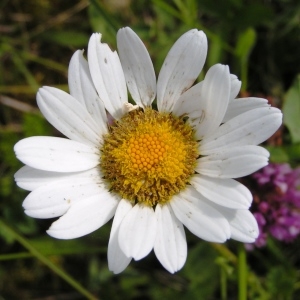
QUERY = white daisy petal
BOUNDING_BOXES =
[200,107,282,155]
[170,187,230,243]
[117,27,156,107]
[173,72,240,118]
[15,166,66,191]
[217,207,259,242]
[191,64,231,139]
[223,97,270,123]
[22,175,105,219]
[14,136,99,172]
[172,82,203,117]
[157,29,207,112]
[14,166,102,191]
[68,50,89,107]
[229,74,241,101]
[108,199,133,274]
[37,86,102,146]
[88,33,127,120]
[118,204,157,261]
[190,174,252,209]
[196,145,269,178]
[68,50,108,134]
[47,192,119,239]
[154,204,187,273]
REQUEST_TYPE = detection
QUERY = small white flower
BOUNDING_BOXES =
[14,27,282,274]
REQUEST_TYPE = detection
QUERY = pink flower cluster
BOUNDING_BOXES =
[246,163,300,249]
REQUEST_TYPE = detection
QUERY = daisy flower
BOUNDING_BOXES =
[14,27,282,274]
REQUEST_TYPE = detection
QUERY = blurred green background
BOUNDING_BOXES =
[0,0,300,299]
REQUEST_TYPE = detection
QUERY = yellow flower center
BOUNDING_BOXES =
[100,108,198,206]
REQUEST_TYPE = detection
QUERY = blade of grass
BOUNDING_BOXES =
[11,51,39,91]
[0,84,68,94]
[89,0,119,32]
[21,51,68,74]
[152,0,182,19]
[0,220,99,300]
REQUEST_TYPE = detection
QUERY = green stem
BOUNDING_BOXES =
[0,220,98,300]
[0,252,32,260]
[238,244,247,300]
[0,245,106,261]
[211,243,237,264]
[220,266,227,300]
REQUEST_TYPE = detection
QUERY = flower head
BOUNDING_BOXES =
[14,27,282,273]
[245,163,300,250]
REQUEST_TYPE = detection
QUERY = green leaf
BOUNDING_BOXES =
[207,35,223,67]
[235,28,256,90]
[285,143,300,163]
[23,113,52,137]
[266,146,290,163]
[235,27,256,59]
[283,75,300,143]
[182,242,219,300]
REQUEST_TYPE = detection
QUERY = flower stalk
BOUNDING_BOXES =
[238,244,247,300]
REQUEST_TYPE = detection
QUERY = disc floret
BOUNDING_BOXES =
[101,108,198,206]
